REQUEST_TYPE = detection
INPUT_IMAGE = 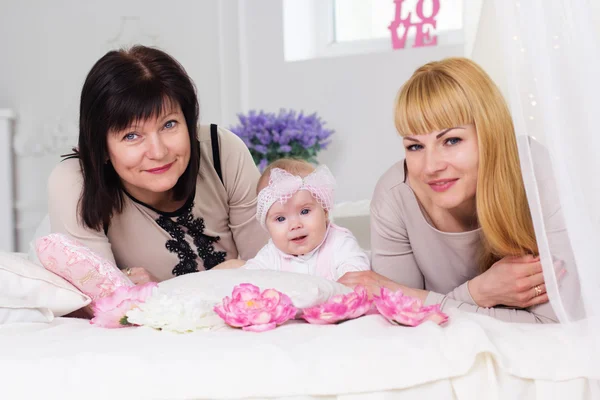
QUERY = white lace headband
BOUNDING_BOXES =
[256,165,336,228]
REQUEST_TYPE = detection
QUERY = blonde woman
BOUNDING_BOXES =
[339,57,569,323]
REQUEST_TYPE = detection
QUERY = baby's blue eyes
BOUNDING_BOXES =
[274,209,310,223]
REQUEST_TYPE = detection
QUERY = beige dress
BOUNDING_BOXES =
[48,125,269,282]
[371,159,561,323]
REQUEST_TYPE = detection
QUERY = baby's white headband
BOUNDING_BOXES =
[256,165,336,228]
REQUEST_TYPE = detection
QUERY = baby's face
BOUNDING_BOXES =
[265,190,328,256]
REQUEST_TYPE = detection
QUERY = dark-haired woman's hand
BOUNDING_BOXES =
[126,267,160,285]
[468,255,554,309]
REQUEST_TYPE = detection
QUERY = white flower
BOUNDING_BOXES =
[126,288,226,333]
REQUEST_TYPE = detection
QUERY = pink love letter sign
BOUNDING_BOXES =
[389,0,440,49]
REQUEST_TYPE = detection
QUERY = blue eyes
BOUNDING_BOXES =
[121,120,178,142]
[123,133,139,141]
[406,144,423,152]
[274,209,310,223]
[445,137,461,146]
[405,137,462,151]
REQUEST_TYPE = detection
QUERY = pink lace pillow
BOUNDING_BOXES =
[35,233,133,302]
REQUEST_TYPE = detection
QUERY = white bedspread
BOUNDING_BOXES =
[0,309,598,399]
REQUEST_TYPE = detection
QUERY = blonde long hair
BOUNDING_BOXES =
[394,57,538,271]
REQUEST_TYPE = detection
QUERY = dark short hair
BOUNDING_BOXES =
[75,45,200,231]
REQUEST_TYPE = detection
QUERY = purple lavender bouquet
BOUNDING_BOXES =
[230,109,334,171]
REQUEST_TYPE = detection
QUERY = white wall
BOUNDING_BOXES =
[0,110,16,252]
[1,0,485,251]
[238,0,466,203]
[0,0,229,250]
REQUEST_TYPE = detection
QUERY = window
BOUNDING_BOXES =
[334,0,464,43]
[283,0,477,62]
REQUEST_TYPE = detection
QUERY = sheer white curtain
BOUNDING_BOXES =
[493,0,600,321]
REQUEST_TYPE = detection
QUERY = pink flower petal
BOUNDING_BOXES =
[249,311,272,325]
[128,282,158,301]
[215,284,297,332]
[373,288,449,327]
[91,282,157,329]
[301,285,372,325]
[262,289,281,301]
[303,311,343,325]
[92,286,133,313]
[91,298,137,328]
[233,283,261,301]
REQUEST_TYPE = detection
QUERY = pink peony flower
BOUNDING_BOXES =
[214,283,297,332]
[301,285,372,325]
[373,287,448,327]
[90,282,158,328]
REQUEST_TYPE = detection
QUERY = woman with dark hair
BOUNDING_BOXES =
[48,45,268,285]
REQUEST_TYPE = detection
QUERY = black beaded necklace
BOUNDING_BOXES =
[156,202,226,276]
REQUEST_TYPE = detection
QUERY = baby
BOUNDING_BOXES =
[243,158,370,281]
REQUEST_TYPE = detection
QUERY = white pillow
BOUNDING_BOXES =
[0,251,91,324]
[159,269,352,308]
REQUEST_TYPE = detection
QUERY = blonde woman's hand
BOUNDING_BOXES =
[124,267,160,285]
[337,271,428,302]
[468,255,549,309]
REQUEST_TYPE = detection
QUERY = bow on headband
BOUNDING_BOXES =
[256,165,336,228]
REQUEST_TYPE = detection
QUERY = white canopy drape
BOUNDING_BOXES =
[493,0,600,321]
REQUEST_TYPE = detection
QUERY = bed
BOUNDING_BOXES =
[1,307,598,399]
[2,246,599,399]
[1,109,598,400]
[2,247,600,399]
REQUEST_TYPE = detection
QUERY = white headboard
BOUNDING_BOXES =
[0,109,16,252]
